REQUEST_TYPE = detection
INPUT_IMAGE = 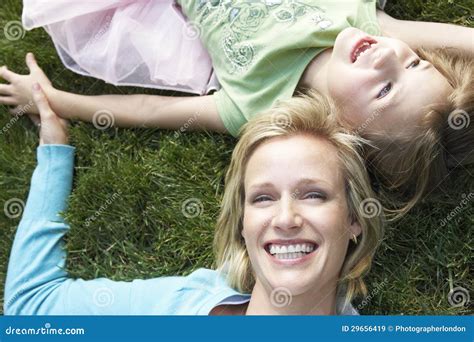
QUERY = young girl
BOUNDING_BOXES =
[4,85,383,315]
[1,0,473,214]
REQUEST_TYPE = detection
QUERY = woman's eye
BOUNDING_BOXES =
[304,192,326,200]
[377,82,392,99]
[408,59,421,68]
[253,195,272,203]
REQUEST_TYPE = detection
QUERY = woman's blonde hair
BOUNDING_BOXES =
[363,47,473,218]
[213,91,384,306]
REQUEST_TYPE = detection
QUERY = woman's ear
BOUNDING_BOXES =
[349,216,362,238]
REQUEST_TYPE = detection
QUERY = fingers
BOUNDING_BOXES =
[27,113,41,127]
[9,105,33,117]
[25,52,38,73]
[0,84,12,95]
[31,83,54,120]
[0,96,18,106]
[0,66,17,82]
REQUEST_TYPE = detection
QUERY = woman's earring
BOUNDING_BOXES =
[352,234,358,244]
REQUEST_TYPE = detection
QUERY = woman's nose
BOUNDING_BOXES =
[272,199,303,231]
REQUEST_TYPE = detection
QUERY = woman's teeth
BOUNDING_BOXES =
[268,243,316,260]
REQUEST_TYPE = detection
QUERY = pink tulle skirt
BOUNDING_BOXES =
[22,0,219,95]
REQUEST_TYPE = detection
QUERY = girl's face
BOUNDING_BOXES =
[242,134,361,299]
[324,28,452,135]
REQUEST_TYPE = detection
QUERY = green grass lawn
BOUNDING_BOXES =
[0,0,472,315]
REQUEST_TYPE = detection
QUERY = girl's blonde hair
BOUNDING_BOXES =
[213,91,384,306]
[362,47,473,218]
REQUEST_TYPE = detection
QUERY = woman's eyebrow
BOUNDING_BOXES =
[248,182,274,191]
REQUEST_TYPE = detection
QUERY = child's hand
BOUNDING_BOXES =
[32,83,69,145]
[0,53,53,116]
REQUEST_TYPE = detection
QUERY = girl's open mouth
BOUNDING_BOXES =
[351,38,377,63]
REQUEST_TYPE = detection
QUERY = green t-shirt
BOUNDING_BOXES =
[178,0,381,137]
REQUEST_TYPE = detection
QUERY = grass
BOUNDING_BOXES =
[0,0,472,315]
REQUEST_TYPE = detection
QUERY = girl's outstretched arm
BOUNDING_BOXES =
[377,10,474,55]
[0,53,227,133]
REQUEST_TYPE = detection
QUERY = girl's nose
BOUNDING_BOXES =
[373,47,396,69]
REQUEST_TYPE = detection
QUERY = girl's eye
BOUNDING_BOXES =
[377,82,392,99]
[304,192,326,200]
[408,59,421,68]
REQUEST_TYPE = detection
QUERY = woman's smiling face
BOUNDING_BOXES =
[242,134,361,300]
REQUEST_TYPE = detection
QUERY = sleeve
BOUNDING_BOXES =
[213,89,248,138]
[354,0,382,36]
[3,145,184,315]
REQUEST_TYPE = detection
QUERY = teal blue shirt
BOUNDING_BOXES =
[4,145,358,315]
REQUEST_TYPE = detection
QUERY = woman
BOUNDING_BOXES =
[4,85,383,315]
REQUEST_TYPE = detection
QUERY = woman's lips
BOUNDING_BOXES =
[264,240,319,265]
[351,37,377,63]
